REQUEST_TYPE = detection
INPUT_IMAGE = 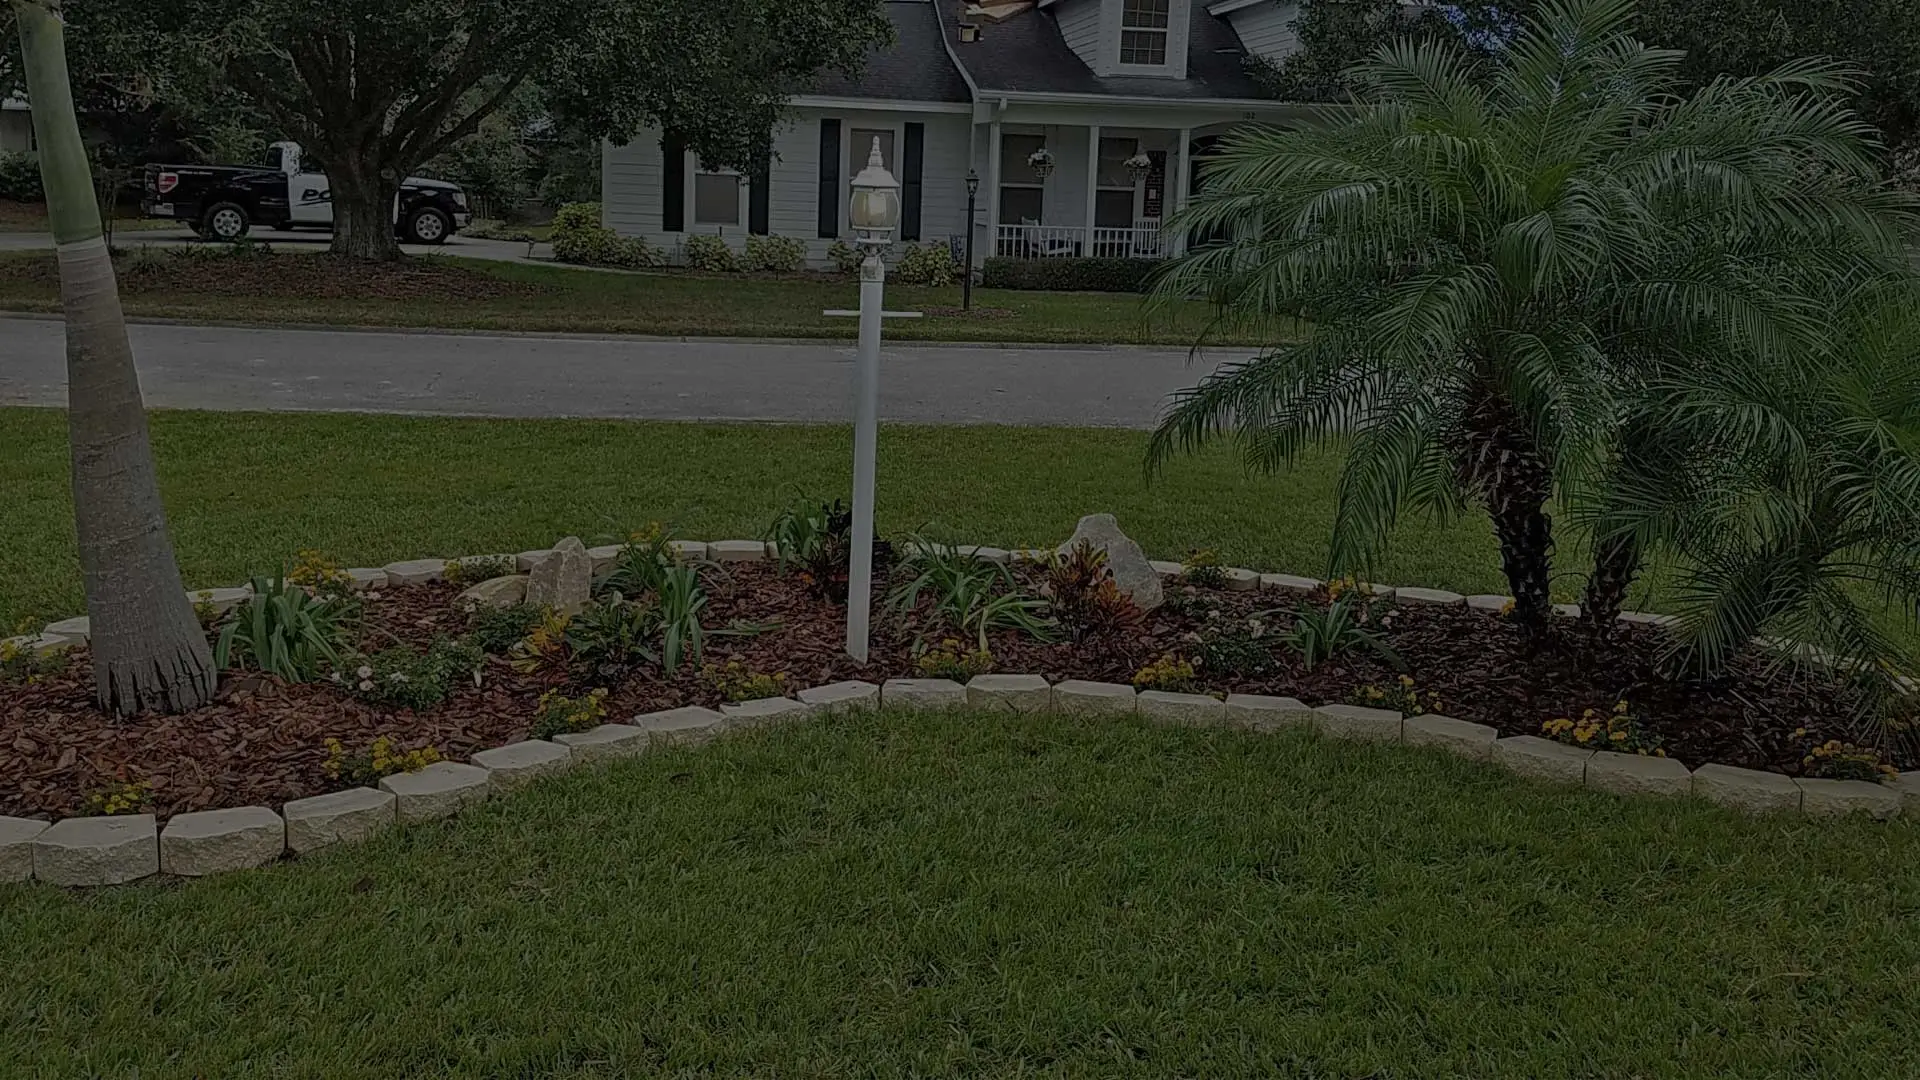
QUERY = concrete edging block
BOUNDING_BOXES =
[1585,751,1691,798]
[1138,690,1227,727]
[881,679,969,711]
[472,740,574,791]
[1224,694,1315,731]
[160,806,285,876]
[1052,680,1137,717]
[0,816,50,883]
[965,674,1053,713]
[379,762,491,823]
[632,706,726,746]
[1690,763,1802,814]
[1797,778,1903,820]
[283,787,396,853]
[1314,704,1403,742]
[721,696,815,729]
[1491,735,1593,785]
[552,723,649,762]
[797,680,881,715]
[708,540,769,563]
[32,814,158,886]
[1403,714,1498,760]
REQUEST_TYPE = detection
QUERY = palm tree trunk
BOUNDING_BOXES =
[1579,533,1639,639]
[1488,453,1555,636]
[15,0,216,715]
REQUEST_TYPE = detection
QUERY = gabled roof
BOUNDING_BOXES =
[935,0,1269,101]
[811,1,973,104]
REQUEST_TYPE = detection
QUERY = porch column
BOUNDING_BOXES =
[1173,126,1192,256]
[986,120,1002,263]
[1082,123,1101,257]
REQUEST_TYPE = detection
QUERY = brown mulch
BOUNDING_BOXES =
[0,248,546,301]
[0,565,1895,822]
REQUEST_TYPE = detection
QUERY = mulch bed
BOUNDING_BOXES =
[1,564,1896,822]
[0,249,547,301]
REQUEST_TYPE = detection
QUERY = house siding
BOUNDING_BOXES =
[604,106,972,267]
[1224,1,1301,63]
[1055,0,1104,71]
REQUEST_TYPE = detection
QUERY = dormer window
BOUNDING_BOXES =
[1119,0,1170,65]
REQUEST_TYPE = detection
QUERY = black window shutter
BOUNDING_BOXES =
[661,134,685,233]
[817,119,841,238]
[901,123,924,242]
[749,156,770,235]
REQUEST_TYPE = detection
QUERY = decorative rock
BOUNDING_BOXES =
[881,679,969,710]
[1259,573,1320,594]
[383,558,447,585]
[283,788,396,853]
[1,816,49,883]
[186,586,251,615]
[797,680,882,714]
[1222,568,1261,592]
[1552,602,1582,619]
[633,706,727,746]
[965,674,1053,713]
[456,573,529,611]
[344,568,387,591]
[708,540,769,563]
[1055,514,1163,610]
[32,815,157,886]
[721,696,815,728]
[553,723,650,762]
[159,806,285,876]
[1224,694,1315,731]
[1616,610,1678,628]
[379,762,491,823]
[527,537,592,614]
[961,545,1011,564]
[1314,704,1403,742]
[1149,560,1185,578]
[586,545,623,572]
[1052,679,1137,717]
[515,549,553,572]
[1403,713,1498,759]
[1690,763,1801,813]
[1797,778,1903,820]
[472,740,573,790]
[1585,752,1692,798]
[670,540,709,561]
[1137,690,1227,727]
[42,615,89,644]
[1491,735,1593,784]
[1394,587,1466,607]
[1465,595,1513,613]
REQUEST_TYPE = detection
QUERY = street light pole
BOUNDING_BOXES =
[844,138,901,663]
[963,169,979,312]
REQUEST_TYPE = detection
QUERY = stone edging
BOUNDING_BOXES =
[4,541,1914,888]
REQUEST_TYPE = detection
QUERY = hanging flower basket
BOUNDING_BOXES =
[1123,152,1153,183]
[1027,147,1055,181]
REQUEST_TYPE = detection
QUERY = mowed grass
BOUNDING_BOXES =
[6,708,1919,1077]
[0,249,1274,345]
[0,408,1529,629]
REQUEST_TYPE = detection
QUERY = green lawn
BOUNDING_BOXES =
[0,199,180,233]
[0,408,1529,630]
[0,250,1277,345]
[6,708,1918,1076]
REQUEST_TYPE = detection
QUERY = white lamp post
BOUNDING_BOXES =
[844,137,899,662]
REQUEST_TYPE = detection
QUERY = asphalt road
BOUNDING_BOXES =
[0,227,550,263]
[0,317,1243,427]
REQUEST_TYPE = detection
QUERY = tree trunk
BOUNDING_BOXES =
[1579,533,1640,640]
[15,0,216,716]
[328,160,401,261]
[1482,439,1556,638]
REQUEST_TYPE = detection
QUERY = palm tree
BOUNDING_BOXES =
[13,0,215,715]
[1149,0,1915,639]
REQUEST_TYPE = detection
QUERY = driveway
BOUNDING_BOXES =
[0,317,1241,428]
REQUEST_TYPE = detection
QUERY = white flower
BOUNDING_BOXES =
[391,673,409,682]
[358,680,374,691]
[329,671,343,683]
[357,665,373,679]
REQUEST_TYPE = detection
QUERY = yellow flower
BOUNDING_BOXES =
[1398,675,1414,687]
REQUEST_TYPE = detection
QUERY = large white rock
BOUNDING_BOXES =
[1690,763,1801,814]
[472,740,574,791]
[1585,751,1691,798]
[0,816,49,883]
[1056,514,1163,611]
[159,806,285,876]
[797,680,882,714]
[1314,704,1403,742]
[383,558,447,585]
[881,679,968,711]
[1491,735,1592,784]
[965,674,1053,713]
[526,537,593,614]
[515,549,554,572]
[632,706,726,746]
[41,615,90,644]
[1138,690,1227,727]
[1052,680,1137,717]
[1224,694,1315,731]
[720,696,815,729]
[32,814,158,886]
[456,574,529,612]
[553,723,650,762]
[379,762,491,823]
[1402,714,1498,759]
[282,787,397,853]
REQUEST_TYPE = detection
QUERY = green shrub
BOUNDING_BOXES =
[826,239,866,275]
[0,151,42,203]
[682,233,738,272]
[742,234,806,273]
[550,201,664,269]
[467,602,542,654]
[444,554,515,585]
[981,256,1160,293]
[894,243,957,287]
[338,637,484,710]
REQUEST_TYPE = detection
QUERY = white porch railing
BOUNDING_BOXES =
[994,224,1168,259]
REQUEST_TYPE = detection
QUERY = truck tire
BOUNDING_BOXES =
[403,205,452,245]
[201,201,251,242]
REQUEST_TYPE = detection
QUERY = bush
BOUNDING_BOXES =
[550,202,664,269]
[894,243,957,287]
[826,239,866,275]
[981,256,1161,293]
[215,575,355,682]
[337,637,484,710]
[0,151,42,203]
[682,233,738,272]
[742,234,806,273]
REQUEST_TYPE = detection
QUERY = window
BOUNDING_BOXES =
[1000,187,1044,225]
[1097,136,1139,189]
[849,128,896,179]
[998,132,1046,225]
[693,165,740,226]
[1120,0,1169,66]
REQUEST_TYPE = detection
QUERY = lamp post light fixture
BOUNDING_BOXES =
[963,168,980,311]
[843,138,900,662]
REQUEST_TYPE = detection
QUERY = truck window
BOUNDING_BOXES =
[265,145,283,170]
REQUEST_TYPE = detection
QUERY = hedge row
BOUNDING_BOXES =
[980,257,1163,293]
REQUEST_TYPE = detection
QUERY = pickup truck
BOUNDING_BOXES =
[140,141,472,244]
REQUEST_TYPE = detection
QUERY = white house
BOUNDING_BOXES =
[0,97,33,156]
[602,0,1317,267]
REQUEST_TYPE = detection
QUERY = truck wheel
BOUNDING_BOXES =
[202,202,251,242]
[404,205,451,245]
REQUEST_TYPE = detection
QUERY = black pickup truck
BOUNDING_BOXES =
[141,141,471,244]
